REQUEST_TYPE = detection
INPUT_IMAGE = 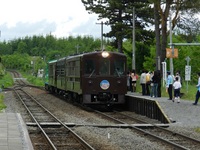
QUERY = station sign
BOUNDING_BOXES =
[166,48,178,58]
[185,65,191,81]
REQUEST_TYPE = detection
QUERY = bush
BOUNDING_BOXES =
[0,94,6,111]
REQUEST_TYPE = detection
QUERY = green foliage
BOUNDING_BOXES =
[21,72,44,87]
[2,53,31,72]
[0,63,5,78]
[0,72,14,88]
[0,35,105,62]
[82,0,154,52]
[0,94,6,112]
[123,39,151,73]
[17,41,28,53]
[143,45,156,71]
[195,127,200,133]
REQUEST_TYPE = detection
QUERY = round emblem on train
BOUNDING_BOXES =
[100,80,110,90]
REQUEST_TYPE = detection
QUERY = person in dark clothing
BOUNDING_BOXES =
[151,70,159,97]
[157,70,162,97]
[166,71,173,100]
[127,71,131,91]
[193,72,200,105]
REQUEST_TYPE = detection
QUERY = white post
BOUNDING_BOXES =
[169,14,174,76]
[132,7,136,70]
[162,62,167,87]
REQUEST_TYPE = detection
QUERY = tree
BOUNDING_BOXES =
[17,41,28,54]
[176,16,200,42]
[153,0,200,70]
[81,0,154,53]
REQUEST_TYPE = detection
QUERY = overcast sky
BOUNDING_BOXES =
[0,0,110,41]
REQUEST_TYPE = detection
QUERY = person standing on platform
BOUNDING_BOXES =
[166,71,173,100]
[173,76,182,103]
[151,70,159,98]
[127,71,131,91]
[131,70,138,92]
[150,71,154,97]
[140,70,146,95]
[145,71,151,96]
[193,72,200,105]
[157,70,162,97]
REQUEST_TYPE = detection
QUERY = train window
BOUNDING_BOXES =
[114,60,125,76]
[69,61,75,75]
[99,59,110,75]
[84,60,95,75]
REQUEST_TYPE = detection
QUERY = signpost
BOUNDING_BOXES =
[185,56,191,92]
[185,65,191,81]
[162,62,167,86]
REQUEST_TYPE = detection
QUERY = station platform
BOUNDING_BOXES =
[0,113,33,150]
[126,92,200,127]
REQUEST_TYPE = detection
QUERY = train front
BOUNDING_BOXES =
[81,51,127,105]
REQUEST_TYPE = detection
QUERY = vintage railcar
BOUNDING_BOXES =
[45,50,127,105]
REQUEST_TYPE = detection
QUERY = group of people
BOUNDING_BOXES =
[166,71,200,105]
[140,70,161,97]
[166,71,182,103]
[127,70,138,93]
[127,69,161,98]
[127,69,200,105]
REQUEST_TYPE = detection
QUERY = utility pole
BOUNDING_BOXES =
[75,44,80,54]
[96,21,105,50]
[169,14,174,75]
[132,7,136,70]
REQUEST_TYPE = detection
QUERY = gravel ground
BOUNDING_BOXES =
[2,87,200,150]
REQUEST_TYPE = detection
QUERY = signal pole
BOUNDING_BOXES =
[96,21,105,50]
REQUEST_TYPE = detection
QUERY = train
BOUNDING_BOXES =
[45,50,127,106]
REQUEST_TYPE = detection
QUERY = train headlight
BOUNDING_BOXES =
[102,51,109,58]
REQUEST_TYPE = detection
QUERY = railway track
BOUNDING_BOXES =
[13,87,94,150]
[93,110,200,150]
[7,70,200,149]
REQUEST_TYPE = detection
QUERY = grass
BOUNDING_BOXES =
[0,73,12,112]
[0,72,14,88]
[20,72,45,87]
[0,71,44,112]
[0,94,6,111]
[195,127,200,133]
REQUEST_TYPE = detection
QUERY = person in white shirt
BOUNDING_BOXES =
[140,70,146,95]
[173,76,182,103]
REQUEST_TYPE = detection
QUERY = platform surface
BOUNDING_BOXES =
[0,113,33,150]
[127,92,200,127]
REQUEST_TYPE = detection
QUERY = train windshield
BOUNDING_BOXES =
[114,60,125,76]
[99,59,110,75]
[84,59,95,76]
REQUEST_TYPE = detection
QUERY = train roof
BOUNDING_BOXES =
[48,59,57,64]
[48,50,126,64]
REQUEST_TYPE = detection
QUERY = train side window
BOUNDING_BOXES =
[114,60,125,76]
[99,59,110,75]
[84,60,95,75]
